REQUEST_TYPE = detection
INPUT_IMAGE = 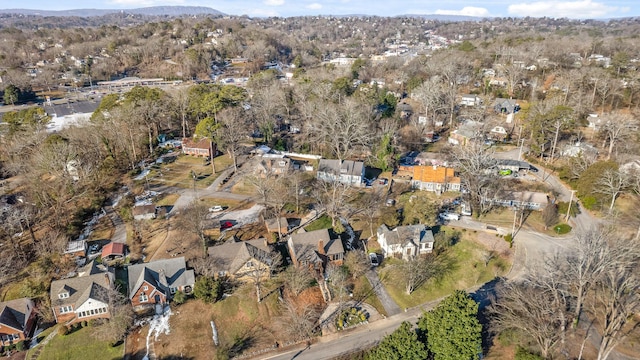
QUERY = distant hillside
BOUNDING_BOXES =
[0,6,225,17]
[402,14,490,22]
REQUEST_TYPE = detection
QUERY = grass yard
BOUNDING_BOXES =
[199,197,254,211]
[304,214,333,232]
[155,193,180,206]
[230,179,258,196]
[88,216,114,241]
[379,234,510,309]
[145,155,233,189]
[37,326,123,360]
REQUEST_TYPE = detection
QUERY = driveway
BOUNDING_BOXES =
[364,270,402,316]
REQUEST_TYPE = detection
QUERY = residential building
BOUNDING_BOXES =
[376,224,435,260]
[43,100,99,132]
[132,205,156,221]
[414,152,451,167]
[493,98,520,114]
[127,257,195,310]
[485,191,549,211]
[448,121,483,146]
[49,261,113,324]
[64,240,87,257]
[207,238,275,281]
[460,94,481,106]
[411,166,461,193]
[0,298,36,346]
[264,217,290,235]
[495,159,531,172]
[255,155,292,176]
[560,142,599,159]
[287,229,344,275]
[489,126,509,141]
[182,137,214,157]
[317,159,364,186]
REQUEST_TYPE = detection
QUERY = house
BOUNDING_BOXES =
[448,121,483,146]
[207,238,275,281]
[43,100,99,132]
[49,261,113,324]
[256,155,292,176]
[127,257,195,310]
[411,166,461,193]
[287,229,344,274]
[0,298,36,346]
[489,126,509,141]
[415,152,451,167]
[460,94,481,107]
[264,217,290,235]
[397,102,413,119]
[132,205,156,221]
[182,137,214,157]
[485,191,549,211]
[560,142,599,159]
[376,224,435,260]
[493,98,520,114]
[317,159,364,186]
[101,242,126,263]
[495,159,531,173]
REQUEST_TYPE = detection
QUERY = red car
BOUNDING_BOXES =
[220,221,234,230]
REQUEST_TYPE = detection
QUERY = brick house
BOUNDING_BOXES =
[287,229,344,275]
[182,137,215,157]
[49,261,113,324]
[207,238,276,282]
[0,298,37,346]
[127,257,195,310]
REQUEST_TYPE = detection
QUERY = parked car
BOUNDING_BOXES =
[439,212,460,221]
[529,165,539,173]
[369,253,379,267]
[378,178,388,185]
[220,221,234,230]
[209,205,224,212]
[89,244,101,254]
[386,199,396,207]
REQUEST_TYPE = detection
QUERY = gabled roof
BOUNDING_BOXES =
[127,257,195,298]
[412,166,460,184]
[50,271,112,309]
[182,137,211,150]
[377,224,434,247]
[102,242,126,257]
[318,159,364,177]
[0,298,32,332]
[288,229,344,262]
[132,205,156,216]
[207,238,273,275]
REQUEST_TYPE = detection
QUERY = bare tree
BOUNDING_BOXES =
[449,141,499,216]
[168,87,191,139]
[275,297,319,341]
[279,265,314,296]
[244,248,282,303]
[599,113,638,160]
[313,180,351,228]
[595,168,630,213]
[217,107,248,171]
[344,251,370,280]
[91,284,134,346]
[326,263,349,303]
[174,201,210,252]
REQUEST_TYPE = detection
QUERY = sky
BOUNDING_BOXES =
[1,0,638,19]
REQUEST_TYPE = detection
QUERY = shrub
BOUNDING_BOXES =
[173,290,187,305]
[58,326,69,336]
[504,233,513,248]
[581,195,598,210]
[15,341,25,352]
[515,347,544,360]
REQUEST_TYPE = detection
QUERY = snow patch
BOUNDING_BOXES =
[142,305,172,360]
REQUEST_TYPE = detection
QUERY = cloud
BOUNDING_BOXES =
[435,7,490,17]
[264,0,285,6]
[507,0,625,19]
[306,3,323,10]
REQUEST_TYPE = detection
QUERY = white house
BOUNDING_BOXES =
[376,224,434,260]
[317,159,364,186]
[460,94,481,107]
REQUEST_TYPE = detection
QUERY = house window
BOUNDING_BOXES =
[170,287,177,294]
[143,285,148,291]
[58,292,69,299]
[245,261,253,268]
[139,294,148,303]
[59,306,73,314]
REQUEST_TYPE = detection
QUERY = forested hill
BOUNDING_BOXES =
[0,6,224,17]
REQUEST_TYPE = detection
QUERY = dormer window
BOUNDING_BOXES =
[246,261,253,268]
[278,161,286,167]
[58,292,69,299]
[340,168,347,173]
[143,285,148,291]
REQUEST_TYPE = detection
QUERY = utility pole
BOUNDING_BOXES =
[518,138,525,161]
[565,190,576,222]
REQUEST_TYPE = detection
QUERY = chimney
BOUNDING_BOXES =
[318,240,325,255]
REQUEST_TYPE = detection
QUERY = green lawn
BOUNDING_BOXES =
[37,326,124,360]
[304,214,333,232]
[379,237,509,309]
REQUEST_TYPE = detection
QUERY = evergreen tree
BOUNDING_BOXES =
[418,290,482,360]
[368,321,427,360]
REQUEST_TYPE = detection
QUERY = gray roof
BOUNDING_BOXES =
[495,159,530,169]
[377,224,434,247]
[50,270,112,309]
[207,238,272,274]
[43,101,99,117]
[318,159,364,177]
[127,257,195,299]
[265,217,289,232]
[288,229,344,264]
[0,298,31,332]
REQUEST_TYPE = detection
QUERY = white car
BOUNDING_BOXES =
[209,205,224,212]
[369,253,380,267]
[439,212,460,221]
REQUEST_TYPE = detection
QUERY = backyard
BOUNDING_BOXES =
[36,326,124,360]
[142,155,233,190]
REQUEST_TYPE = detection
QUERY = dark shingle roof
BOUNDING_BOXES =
[0,298,31,331]
[127,257,195,299]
